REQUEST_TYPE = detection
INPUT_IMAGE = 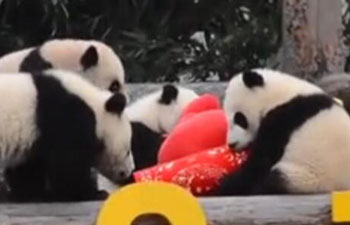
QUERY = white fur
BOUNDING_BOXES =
[0,70,134,180]
[224,68,350,192]
[0,39,127,96]
[224,68,324,148]
[0,74,38,166]
[0,48,34,72]
[273,105,350,192]
[126,85,198,133]
[227,126,253,150]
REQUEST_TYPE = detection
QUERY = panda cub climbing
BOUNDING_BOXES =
[0,39,126,95]
[220,68,350,195]
[126,84,198,170]
[0,70,134,202]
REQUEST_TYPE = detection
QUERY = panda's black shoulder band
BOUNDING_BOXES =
[20,48,53,72]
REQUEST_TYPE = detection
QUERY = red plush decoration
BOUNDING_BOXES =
[133,94,250,195]
[178,94,221,123]
[158,94,228,163]
[158,109,228,163]
[134,146,249,195]
[157,94,227,163]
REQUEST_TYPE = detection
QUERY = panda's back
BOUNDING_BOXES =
[0,74,38,165]
[0,71,99,168]
[275,102,350,191]
[0,48,35,73]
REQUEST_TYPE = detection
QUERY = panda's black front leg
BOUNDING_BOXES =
[217,155,272,196]
[5,157,47,202]
[217,165,256,196]
[250,169,289,195]
[45,147,108,202]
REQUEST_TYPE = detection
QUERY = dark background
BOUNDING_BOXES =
[0,0,348,82]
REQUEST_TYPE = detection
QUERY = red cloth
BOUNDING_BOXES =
[134,146,249,195]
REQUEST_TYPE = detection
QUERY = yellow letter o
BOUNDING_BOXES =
[97,182,207,225]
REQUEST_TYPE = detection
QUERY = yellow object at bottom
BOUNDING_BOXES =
[97,182,207,225]
[332,191,350,223]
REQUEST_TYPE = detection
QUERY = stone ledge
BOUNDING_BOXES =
[0,194,331,225]
[127,76,350,111]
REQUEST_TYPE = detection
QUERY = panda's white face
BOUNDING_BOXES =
[126,84,198,133]
[157,85,199,133]
[224,68,324,150]
[83,44,127,97]
[97,107,134,183]
[226,112,254,150]
[95,93,134,183]
[39,39,128,98]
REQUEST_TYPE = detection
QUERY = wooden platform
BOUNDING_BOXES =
[0,194,331,225]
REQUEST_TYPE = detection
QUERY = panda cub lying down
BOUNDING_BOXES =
[0,69,134,202]
[219,68,350,195]
[126,84,198,170]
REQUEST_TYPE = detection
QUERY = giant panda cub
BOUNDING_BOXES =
[0,69,134,202]
[126,84,198,170]
[0,39,126,96]
[219,68,350,195]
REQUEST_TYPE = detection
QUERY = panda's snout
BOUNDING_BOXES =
[228,141,247,152]
[116,168,133,181]
[116,170,135,185]
[228,142,238,149]
[118,170,127,178]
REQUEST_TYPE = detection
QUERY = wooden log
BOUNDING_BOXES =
[0,194,332,225]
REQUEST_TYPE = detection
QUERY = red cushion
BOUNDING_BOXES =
[178,94,221,124]
[158,109,228,163]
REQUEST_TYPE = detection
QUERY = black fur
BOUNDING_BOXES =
[234,112,248,129]
[131,122,165,170]
[242,71,264,88]
[19,49,53,72]
[5,73,107,202]
[252,169,289,194]
[159,84,178,105]
[109,80,121,93]
[218,94,333,196]
[105,93,127,115]
[80,46,98,70]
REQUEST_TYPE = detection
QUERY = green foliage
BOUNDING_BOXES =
[0,0,281,82]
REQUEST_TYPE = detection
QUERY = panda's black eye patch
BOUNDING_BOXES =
[234,112,248,129]
[109,80,120,93]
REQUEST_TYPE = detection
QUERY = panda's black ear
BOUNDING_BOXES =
[159,84,178,105]
[242,70,264,88]
[105,93,127,115]
[81,45,98,70]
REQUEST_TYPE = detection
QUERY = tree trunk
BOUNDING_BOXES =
[278,0,347,81]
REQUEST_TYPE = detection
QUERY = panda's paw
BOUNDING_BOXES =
[95,190,109,200]
[217,180,251,196]
[216,170,256,196]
